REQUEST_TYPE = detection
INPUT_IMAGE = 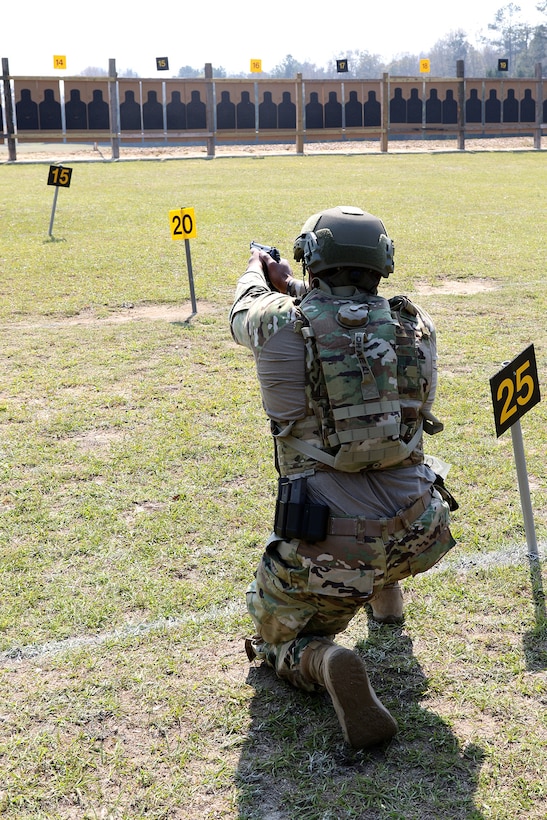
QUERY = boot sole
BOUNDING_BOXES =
[323,649,398,748]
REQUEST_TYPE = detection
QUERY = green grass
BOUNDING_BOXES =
[0,151,546,819]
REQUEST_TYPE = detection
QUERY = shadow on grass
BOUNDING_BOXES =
[171,315,198,326]
[523,554,547,671]
[236,619,485,820]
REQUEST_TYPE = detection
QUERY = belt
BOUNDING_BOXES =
[327,489,432,540]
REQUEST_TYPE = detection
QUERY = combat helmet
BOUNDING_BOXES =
[293,205,394,278]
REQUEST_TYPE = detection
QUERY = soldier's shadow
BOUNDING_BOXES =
[236,616,485,819]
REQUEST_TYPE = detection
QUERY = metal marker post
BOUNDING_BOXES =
[169,207,198,318]
[185,239,197,316]
[49,186,60,237]
[507,380,544,632]
[490,348,543,632]
[510,419,538,559]
[490,347,541,560]
[47,165,72,238]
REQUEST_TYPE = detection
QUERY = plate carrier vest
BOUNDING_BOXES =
[274,289,436,476]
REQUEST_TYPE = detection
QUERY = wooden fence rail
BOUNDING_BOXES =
[2,59,545,161]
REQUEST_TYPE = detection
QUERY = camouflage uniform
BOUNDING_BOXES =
[230,266,455,691]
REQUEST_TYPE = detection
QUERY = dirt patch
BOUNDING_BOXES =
[69,302,210,324]
[0,301,218,329]
[415,278,498,296]
[71,428,126,451]
[2,136,544,163]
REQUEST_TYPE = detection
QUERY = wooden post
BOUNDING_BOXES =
[2,58,17,161]
[296,73,304,155]
[381,73,389,153]
[205,63,215,158]
[534,62,542,151]
[109,59,120,160]
[457,60,465,151]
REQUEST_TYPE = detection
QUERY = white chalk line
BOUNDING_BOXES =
[1,542,545,664]
[430,539,547,573]
[1,599,244,663]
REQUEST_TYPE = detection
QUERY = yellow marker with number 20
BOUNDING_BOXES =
[169,207,197,240]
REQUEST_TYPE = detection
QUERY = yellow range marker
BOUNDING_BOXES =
[47,165,72,187]
[490,345,540,438]
[169,207,197,241]
[168,207,198,316]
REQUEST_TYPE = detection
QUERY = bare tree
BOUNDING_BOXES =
[387,53,421,76]
[482,4,534,67]
[80,66,108,77]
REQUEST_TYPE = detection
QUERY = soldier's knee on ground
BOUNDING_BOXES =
[368,582,404,624]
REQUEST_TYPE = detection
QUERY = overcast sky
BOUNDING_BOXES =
[3,0,545,77]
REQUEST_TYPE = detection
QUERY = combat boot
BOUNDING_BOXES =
[369,582,404,624]
[300,639,398,748]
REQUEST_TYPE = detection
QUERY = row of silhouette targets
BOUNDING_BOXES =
[7,85,546,132]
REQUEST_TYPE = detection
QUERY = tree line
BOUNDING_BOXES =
[81,3,546,80]
[183,3,547,79]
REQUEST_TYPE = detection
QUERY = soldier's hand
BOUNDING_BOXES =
[250,249,295,294]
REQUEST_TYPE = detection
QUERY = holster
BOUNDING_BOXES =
[274,476,329,542]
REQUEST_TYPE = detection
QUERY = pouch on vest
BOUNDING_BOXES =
[298,291,422,472]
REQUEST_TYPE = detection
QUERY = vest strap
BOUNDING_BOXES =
[275,433,336,468]
[329,420,401,446]
[279,421,423,471]
[328,489,432,539]
[332,399,400,420]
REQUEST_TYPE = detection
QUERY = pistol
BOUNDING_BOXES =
[250,241,281,263]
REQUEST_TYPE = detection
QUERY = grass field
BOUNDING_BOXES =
[0,150,546,819]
